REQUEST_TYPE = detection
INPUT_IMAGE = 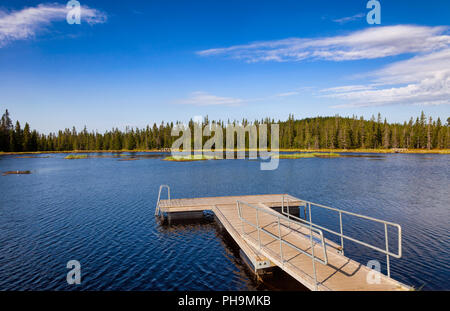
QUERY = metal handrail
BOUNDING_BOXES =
[236,200,328,290]
[155,184,171,216]
[282,194,402,277]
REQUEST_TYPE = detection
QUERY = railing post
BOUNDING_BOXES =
[155,185,170,216]
[254,195,402,282]
[167,186,170,205]
[237,202,244,235]
[384,223,390,277]
[278,217,283,267]
[287,198,291,230]
[339,211,344,255]
[256,208,261,250]
[308,202,318,291]
[156,186,161,216]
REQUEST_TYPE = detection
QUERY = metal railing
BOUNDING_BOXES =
[281,194,402,278]
[155,184,171,216]
[236,200,328,290]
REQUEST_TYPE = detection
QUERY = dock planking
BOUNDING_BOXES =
[157,194,411,291]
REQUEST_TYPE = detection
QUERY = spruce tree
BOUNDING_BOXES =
[0,109,13,151]
[22,123,31,152]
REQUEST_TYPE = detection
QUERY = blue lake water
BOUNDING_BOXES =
[0,153,449,290]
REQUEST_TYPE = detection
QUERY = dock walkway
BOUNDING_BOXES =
[155,188,410,291]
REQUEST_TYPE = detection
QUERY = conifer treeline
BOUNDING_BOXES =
[0,109,448,152]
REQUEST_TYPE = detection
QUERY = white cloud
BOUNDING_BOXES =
[178,89,307,106]
[0,3,106,47]
[276,91,299,97]
[197,24,450,107]
[373,48,450,85]
[178,91,244,106]
[322,49,450,107]
[321,85,375,93]
[333,13,365,24]
[197,25,450,62]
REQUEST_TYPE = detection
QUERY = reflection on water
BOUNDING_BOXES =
[0,152,448,290]
[161,215,308,291]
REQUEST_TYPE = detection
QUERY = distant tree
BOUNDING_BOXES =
[126,130,136,150]
[427,117,432,150]
[391,126,398,148]
[0,109,13,130]
[22,123,32,151]
[0,109,13,151]
[11,121,23,152]
[419,111,427,148]
[383,119,390,149]
[0,109,448,152]
[30,130,38,151]
[112,129,122,150]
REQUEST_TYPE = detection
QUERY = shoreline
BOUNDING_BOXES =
[0,148,449,156]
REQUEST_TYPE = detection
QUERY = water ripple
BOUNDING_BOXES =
[0,153,448,290]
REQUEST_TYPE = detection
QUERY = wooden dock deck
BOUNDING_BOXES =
[156,192,411,291]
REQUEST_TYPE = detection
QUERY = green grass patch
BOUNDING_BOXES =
[313,152,341,158]
[64,154,88,159]
[275,152,340,159]
[276,153,315,159]
[163,155,218,162]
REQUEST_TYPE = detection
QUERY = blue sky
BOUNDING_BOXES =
[0,0,449,133]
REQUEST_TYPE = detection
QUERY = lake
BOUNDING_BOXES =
[0,152,448,290]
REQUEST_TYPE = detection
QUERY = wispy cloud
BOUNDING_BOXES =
[276,91,299,97]
[177,91,244,107]
[197,25,450,63]
[321,85,376,93]
[0,3,107,47]
[333,13,365,24]
[322,48,450,107]
[198,24,450,107]
[178,89,308,106]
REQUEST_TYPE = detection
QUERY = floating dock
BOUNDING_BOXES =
[155,186,411,291]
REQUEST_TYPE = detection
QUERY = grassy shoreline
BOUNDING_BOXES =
[275,152,341,159]
[163,155,218,162]
[0,148,449,156]
[64,154,89,159]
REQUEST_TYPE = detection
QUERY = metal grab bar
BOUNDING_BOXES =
[155,185,171,216]
[236,200,328,290]
[282,194,402,278]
